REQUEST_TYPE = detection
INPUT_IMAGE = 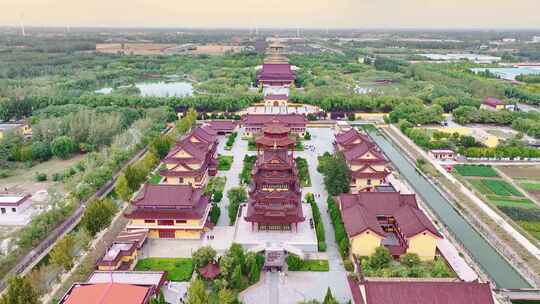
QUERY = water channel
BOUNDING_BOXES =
[368,130,531,289]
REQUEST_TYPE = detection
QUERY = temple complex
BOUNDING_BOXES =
[245,122,304,231]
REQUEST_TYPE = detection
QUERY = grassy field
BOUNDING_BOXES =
[135,258,194,281]
[454,165,498,177]
[289,259,329,272]
[481,179,524,197]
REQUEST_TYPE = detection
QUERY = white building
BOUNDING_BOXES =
[532,36,540,43]
[0,194,35,225]
[418,53,501,64]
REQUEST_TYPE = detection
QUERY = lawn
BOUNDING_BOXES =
[217,155,233,171]
[520,182,540,191]
[288,259,329,272]
[134,258,194,281]
[454,165,498,177]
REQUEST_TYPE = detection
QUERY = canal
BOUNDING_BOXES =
[368,130,531,288]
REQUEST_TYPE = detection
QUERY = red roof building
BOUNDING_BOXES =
[241,114,308,137]
[256,63,296,87]
[348,279,495,304]
[245,122,304,231]
[59,283,154,304]
[124,184,211,239]
[340,139,391,193]
[338,192,442,260]
[160,127,218,188]
[334,129,374,152]
[204,120,238,135]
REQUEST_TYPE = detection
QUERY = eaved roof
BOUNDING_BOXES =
[342,142,385,163]
[257,64,295,81]
[339,192,440,239]
[131,184,205,208]
[241,113,308,126]
[360,281,495,304]
[199,262,221,279]
[335,129,372,147]
[60,283,152,304]
[205,120,237,131]
[393,205,442,238]
[483,97,505,107]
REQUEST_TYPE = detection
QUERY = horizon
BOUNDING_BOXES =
[2,0,539,29]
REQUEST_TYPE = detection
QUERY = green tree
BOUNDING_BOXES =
[319,154,350,196]
[30,141,52,162]
[231,264,243,289]
[0,276,39,304]
[227,187,247,225]
[217,288,236,304]
[50,234,76,270]
[81,198,117,236]
[323,287,339,304]
[51,136,76,159]
[185,278,208,304]
[400,253,421,268]
[124,164,147,191]
[192,246,217,269]
[370,246,392,269]
[115,174,132,202]
[249,258,261,284]
[150,136,171,159]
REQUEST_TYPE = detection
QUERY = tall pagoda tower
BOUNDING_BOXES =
[245,121,304,231]
[264,41,289,64]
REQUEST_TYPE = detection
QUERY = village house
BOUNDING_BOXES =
[0,123,32,140]
[338,192,442,261]
[245,122,304,232]
[96,229,149,271]
[0,193,35,225]
[428,149,456,161]
[160,126,218,188]
[481,97,515,111]
[124,183,211,239]
[241,114,308,137]
[348,279,496,304]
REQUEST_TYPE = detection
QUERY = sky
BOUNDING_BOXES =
[1,0,539,29]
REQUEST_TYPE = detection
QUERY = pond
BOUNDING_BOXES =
[95,81,194,97]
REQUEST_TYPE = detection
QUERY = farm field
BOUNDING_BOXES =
[456,166,540,241]
[498,165,540,181]
[453,164,498,177]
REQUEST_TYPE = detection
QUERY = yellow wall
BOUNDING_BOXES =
[406,231,439,261]
[353,178,384,192]
[175,229,201,239]
[350,231,383,257]
[130,218,203,227]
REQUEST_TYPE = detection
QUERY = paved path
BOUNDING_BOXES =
[216,130,251,226]
[296,127,345,272]
[386,124,540,260]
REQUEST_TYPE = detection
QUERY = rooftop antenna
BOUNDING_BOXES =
[19,13,26,37]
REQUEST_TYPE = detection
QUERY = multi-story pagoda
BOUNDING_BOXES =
[245,122,304,231]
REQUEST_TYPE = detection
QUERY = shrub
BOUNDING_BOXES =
[212,191,223,203]
[35,172,47,181]
[286,254,303,271]
[50,136,77,159]
[304,131,311,140]
[209,203,221,225]
[343,259,355,272]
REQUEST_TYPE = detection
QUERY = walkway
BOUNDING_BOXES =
[216,130,251,226]
[371,126,531,288]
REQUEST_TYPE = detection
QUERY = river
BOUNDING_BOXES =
[368,130,531,288]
